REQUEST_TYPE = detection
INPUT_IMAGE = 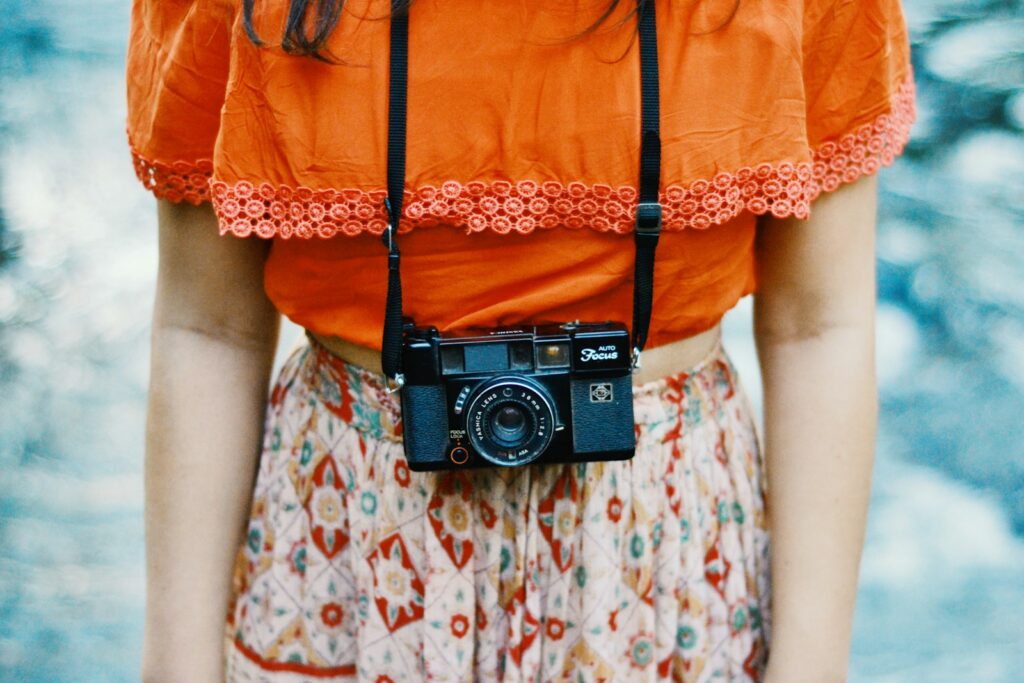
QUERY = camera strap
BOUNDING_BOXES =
[380,0,663,388]
[632,0,663,369]
[380,0,409,390]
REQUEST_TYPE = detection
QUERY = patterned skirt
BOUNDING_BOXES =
[225,332,772,682]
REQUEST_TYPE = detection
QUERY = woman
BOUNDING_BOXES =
[128,0,915,680]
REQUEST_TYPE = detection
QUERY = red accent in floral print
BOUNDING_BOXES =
[394,458,410,487]
[197,75,915,239]
[270,379,288,408]
[286,539,307,577]
[537,468,581,572]
[479,498,497,529]
[476,603,488,631]
[305,456,349,560]
[704,543,731,600]
[714,433,729,469]
[662,374,689,446]
[658,656,673,678]
[450,613,470,638]
[367,532,425,633]
[607,496,623,523]
[714,358,735,400]
[320,602,344,628]
[231,637,357,677]
[545,617,565,640]
[507,589,540,668]
[743,639,765,680]
[319,371,355,424]
[427,472,474,569]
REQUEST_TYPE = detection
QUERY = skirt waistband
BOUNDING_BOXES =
[297,330,740,440]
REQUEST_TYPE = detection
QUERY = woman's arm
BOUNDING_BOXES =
[141,199,280,682]
[754,173,879,682]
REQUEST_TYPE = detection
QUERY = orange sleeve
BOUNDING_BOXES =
[125,0,235,204]
[801,0,916,194]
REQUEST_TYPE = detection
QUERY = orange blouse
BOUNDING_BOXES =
[126,0,915,351]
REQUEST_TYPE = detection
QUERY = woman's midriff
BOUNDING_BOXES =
[267,218,756,358]
[306,321,722,386]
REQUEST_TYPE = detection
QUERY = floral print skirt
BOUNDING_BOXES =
[225,331,772,682]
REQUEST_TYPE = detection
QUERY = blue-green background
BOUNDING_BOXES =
[1,0,1022,680]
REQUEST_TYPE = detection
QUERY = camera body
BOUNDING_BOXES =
[398,320,637,471]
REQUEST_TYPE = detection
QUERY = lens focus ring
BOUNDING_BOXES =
[464,377,555,467]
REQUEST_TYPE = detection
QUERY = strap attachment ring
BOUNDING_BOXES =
[635,201,663,235]
[630,346,643,372]
[384,372,406,394]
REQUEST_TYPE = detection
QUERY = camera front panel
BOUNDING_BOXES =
[399,322,637,471]
[570,374,636,456]
[399,384,450,468]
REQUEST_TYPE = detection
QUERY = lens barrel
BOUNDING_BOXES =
[465,377,555,467]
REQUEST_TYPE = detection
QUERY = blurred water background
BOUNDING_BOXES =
[1,0,1022,680]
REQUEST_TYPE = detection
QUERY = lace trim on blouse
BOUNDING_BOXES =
[131,74,915,237]
[130,146,214,205]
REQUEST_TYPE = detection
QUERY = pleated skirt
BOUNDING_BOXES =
[225,331,772,682]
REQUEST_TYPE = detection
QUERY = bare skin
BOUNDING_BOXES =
[140,172,878,681]
[141,200,279,682]
[757,173,880,682]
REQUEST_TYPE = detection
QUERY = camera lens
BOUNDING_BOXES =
[465,377,556,467]
[490,404,529,445]
[496,405,524,429]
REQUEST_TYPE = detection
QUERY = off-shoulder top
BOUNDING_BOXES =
[125,0,916,351]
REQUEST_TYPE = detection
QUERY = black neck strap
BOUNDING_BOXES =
[380,0,663,386]
[380,0,408,388]
[632,0,663,364]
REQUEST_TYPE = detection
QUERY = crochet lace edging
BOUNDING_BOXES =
[130,147,214,205]
[136,74,915,236]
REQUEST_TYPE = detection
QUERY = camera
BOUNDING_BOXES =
[398,319,637,471]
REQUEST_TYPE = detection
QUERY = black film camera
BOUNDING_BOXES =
[398,320,637,471]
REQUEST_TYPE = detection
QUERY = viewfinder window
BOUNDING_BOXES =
[509,342,533,370]
[441,346,464,374]
[536,342,570,368]
[464,342,510,372]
